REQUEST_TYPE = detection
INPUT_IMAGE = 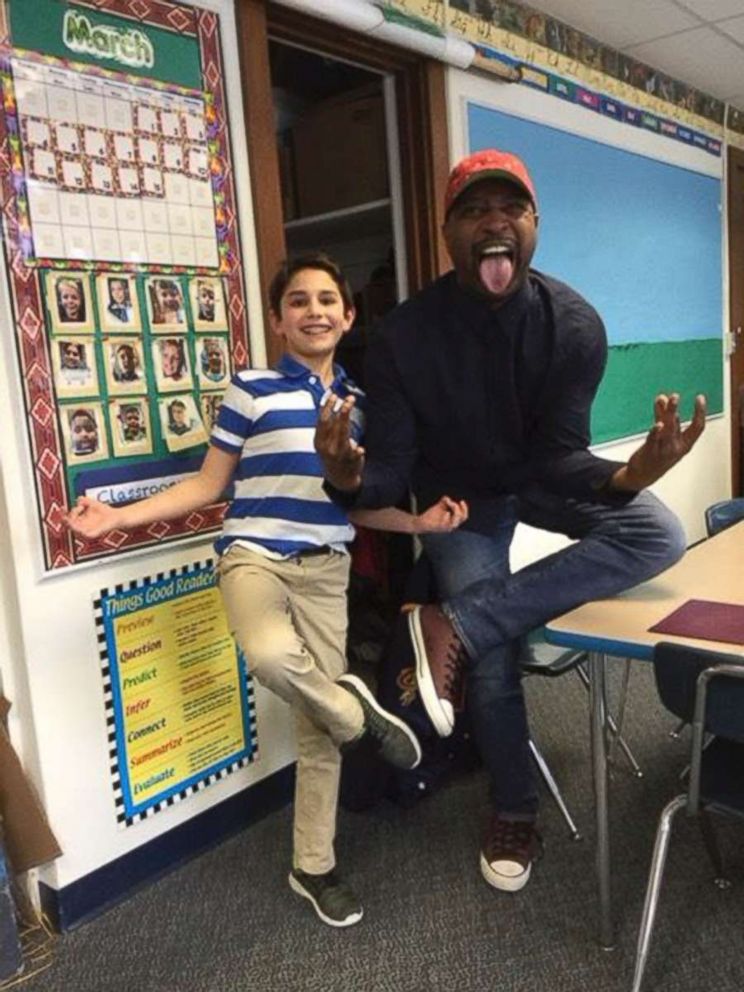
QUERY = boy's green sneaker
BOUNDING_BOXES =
[337,673,422,769]
[288,869,363,927]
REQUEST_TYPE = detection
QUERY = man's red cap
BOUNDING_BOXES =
[444,149,537,215]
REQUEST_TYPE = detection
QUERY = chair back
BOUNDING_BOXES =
[653,642,744,742]
[705,498,744,537]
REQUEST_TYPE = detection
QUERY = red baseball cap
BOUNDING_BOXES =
[444,149,537,215]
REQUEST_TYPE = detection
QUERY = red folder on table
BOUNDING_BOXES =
[649,599,744,646]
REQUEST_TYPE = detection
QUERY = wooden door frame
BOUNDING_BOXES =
[235,0,450,365]
[727,145,744,495]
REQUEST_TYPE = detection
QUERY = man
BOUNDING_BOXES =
[316,149,706,895]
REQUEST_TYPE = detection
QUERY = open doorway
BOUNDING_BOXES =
[269,41,403,387]
[268,40,412,667]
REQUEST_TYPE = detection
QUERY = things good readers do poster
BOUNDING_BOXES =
[467,101,723,443]
[96,561,257,827]
[0,0,250,570]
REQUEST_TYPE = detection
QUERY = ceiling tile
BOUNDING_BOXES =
[530,0,699,49]
[716,14,744,43]
[675,0,744,21]
[625,27,744,100]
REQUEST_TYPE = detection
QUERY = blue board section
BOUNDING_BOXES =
[467,103,722,345]
[0,842,22,981]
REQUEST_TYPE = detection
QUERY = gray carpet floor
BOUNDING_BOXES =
[9,662,744,992]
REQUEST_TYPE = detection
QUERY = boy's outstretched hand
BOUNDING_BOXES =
[65,496,119,539]
[314,392,365,492]
[612,393,707,492]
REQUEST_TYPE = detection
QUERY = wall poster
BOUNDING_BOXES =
[0,0,250,570]
[96,560,257,827]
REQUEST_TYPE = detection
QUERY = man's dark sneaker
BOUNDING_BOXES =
[289,868,363,927]
[407,604,467,738]
[338,674,421,769]
[480,814,543,892]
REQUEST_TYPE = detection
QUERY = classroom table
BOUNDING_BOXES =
[544,519,744,948]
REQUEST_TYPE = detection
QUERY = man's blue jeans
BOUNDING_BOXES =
[420,487,687,818]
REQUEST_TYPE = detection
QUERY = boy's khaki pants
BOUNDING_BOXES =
[217,546,364,875]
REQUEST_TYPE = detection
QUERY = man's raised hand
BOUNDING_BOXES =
[314,392,365,492]
[612,393,706,492]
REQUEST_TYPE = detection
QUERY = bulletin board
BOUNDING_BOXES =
[0,0,251,570]
[463,94,724,443]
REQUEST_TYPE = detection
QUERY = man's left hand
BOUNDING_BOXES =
[611,393,706,492]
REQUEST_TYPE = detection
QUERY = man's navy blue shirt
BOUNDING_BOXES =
[339,269,624,514]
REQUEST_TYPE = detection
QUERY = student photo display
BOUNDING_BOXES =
[51,336,99,398]
[152,336,193,392]
[109,398,153,458]
[60,402,108,463]
[45,271,95,334]
[96,273,142,334]
[104,337,147,396]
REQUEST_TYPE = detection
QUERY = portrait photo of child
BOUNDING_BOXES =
[145,277,187,331]
[199,391,224,434]
[60,403,108,463]
[45,271,94,334]
[109,398,152,458]
[196,335,229,390]
[158,394,207,452]
[96,273,141,333]
[51,337,99,398]
[103,337,146,396]
[190,276,227,331]
[152,336,193,392]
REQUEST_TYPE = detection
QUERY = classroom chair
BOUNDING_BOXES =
[521,635,643,842]
[631,641,744,992]
[704,497,744,538]
[668,496,744,740]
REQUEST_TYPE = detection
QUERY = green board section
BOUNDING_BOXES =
[9,0,202,90]
[592,338,723,443]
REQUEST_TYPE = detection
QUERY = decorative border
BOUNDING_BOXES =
[381,1,736,145]
[94,559,258,828]
[476,47,721,157]
[0,0,250,570]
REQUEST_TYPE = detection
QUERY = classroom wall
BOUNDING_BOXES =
[0,0,288,902]
[445,67,731,561]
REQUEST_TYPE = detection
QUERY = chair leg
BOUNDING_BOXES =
[528,738,582,841]
[669,718,687,740]
[576,662,643,777]
[631,794,686,992]
[698,809,731,889]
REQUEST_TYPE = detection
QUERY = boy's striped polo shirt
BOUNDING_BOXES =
[210,354,365,559]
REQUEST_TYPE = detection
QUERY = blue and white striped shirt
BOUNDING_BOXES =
[211,354,365,559]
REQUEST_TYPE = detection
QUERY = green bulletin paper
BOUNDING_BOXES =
[9,0,203,90]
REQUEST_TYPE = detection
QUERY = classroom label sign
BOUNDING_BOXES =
[96,561,257,826]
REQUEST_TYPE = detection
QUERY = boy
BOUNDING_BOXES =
[67,253,467,928]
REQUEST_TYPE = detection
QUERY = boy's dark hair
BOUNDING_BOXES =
[268,253,353,316]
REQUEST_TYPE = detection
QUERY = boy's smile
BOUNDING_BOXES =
[270,268,354,383]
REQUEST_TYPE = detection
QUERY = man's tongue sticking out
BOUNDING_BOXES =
[479,252,514,296]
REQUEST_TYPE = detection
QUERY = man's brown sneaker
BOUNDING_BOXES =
[407,604,468,737]
[480,813,543,892]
